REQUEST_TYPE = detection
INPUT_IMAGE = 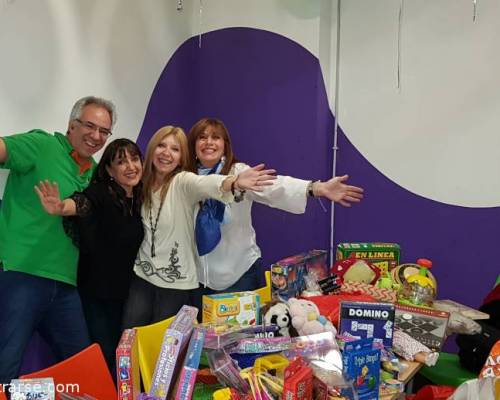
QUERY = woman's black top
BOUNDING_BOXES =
[64,181,144,300]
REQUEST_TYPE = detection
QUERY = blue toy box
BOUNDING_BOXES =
[342,338,380,400]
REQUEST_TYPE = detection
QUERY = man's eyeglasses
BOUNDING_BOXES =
[76,119,112,138]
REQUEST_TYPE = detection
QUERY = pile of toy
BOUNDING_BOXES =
[115,243,487,400]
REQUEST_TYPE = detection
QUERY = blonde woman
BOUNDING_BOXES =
[122,126,275,327]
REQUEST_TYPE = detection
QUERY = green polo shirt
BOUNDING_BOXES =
[0,130,95,285]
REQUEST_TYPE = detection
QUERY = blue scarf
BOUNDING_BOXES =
[195,159,227,256]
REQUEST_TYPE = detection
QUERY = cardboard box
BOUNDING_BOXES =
[202,291,260,326]
[174,327,206,400]
[342,338,380,400]
[149,305,198,399]
[283,357,313,400]
[394,304,449,352]
[116,329,140,400]
[9,378,55,400]
[339,301,395,348]
[271,249,329,300]
[336,243,401,274]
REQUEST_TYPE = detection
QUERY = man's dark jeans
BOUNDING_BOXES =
[0,269,90,383]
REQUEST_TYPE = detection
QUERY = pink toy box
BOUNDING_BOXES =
[149,305,198,399]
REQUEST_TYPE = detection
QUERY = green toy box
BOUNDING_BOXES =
[336,242,401,275]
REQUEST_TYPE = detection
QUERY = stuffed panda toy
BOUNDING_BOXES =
[262,301,298,337]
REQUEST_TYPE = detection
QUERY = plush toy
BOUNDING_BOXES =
[262,301,297,337]
[288,298,337,337]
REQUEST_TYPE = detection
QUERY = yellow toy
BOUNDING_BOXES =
[253,354,289,379]
[399,258,437,307]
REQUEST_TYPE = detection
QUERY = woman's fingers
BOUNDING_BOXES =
[250,163,266,171]
[344,195,361,203]
[34,185,44,200]
[35,180,60,199]
[258,168,276,176]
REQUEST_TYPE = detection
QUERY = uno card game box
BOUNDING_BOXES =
[336,243,400,274]
[395,304,450,351]
[271,249,329,300]
[116,329,140,400]
[339,301,395,348]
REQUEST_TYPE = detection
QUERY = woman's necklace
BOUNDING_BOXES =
[149,194,163,258]
[148,196,164,258]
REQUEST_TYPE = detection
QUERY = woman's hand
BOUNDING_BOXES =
[235,164,277,191]
[314,175,364,207]
[34,180,65,215]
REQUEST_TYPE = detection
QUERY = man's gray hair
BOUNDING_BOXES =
[69,96,117,129]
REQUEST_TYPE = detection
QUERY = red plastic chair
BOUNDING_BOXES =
[20,343,116,399]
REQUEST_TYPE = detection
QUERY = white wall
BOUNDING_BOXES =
[1,0,499,207]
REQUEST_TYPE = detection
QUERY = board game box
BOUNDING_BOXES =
[394,304,450,351]
[339,301,395,348]
[336,243,401,274]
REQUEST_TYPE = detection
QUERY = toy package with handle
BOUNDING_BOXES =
[282,356,313,400]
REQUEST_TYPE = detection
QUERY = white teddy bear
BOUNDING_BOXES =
[288,298,337,337]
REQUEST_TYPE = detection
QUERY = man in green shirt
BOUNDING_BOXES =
[0,96,115,383]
